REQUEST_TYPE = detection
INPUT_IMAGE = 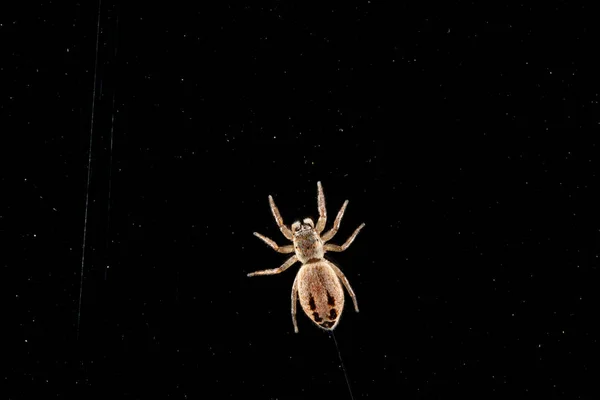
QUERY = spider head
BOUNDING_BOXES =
[291,217,323,262]
[291,218,315,236]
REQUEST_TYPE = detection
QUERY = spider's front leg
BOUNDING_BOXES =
[321,200,349,242]
[269,195,293,240]
[253,232,294,254]
[316,181,327,234]
[247,255,298,277]
[324,223,366,252]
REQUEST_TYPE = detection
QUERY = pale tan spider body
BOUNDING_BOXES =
[248,181,365,332]
[295,260,345,330]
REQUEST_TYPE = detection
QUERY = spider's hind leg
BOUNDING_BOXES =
[291,274,299,333]
[247,255,298,277]
[328,262,359,312]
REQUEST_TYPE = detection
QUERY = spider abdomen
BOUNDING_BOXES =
[297,260,345,330]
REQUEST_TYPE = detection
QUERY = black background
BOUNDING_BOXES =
[4,1,600,399]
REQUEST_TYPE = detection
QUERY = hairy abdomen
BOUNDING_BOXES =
[297,260,344,330]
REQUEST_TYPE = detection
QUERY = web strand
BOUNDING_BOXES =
[331,331,355,400]
[104,6,119,281]
[77,0,103,341]
[105,87,116,281]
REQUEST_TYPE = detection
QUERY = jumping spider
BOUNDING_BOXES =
[248,181,365,332]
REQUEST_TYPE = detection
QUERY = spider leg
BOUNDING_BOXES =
[269,195,293,240]
[291,273,299,333]
[315,181,327,234]
[321,200,349,242]
[324,223,365,252]
[247,255,298,277]
[328,262,359,312]
[253,232,294,253]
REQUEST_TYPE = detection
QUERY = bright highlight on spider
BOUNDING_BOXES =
[248,181,365,333]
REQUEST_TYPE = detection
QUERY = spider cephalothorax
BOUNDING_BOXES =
[248,181,365,332]
[291,218,323,263]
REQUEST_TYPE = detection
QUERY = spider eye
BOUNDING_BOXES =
[303,218,314,227]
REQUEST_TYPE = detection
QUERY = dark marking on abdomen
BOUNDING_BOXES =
[326,290,335,306]
[308,295,316,311]
[312,312,323,322]
[329,308,337,319]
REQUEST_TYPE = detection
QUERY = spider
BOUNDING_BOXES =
[248,181,365,333]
